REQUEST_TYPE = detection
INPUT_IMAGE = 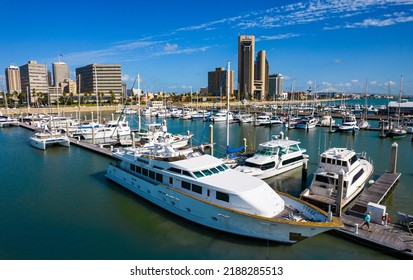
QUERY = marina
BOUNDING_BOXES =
[1,105,412,259]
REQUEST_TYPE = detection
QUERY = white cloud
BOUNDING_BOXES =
[164,43,178,52]
[258,33,301,41]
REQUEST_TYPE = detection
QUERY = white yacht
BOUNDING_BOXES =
[121,121,193,149]
[105,142,342,244]
[72,117,131,140]
[210,109,234,122]
[300,147,374,212]
[254,114,272,126]
[318,115,335,127]
[336,114,359,132]
[234,134,308,179]
[30,128,70,150]
[294,116,318,129]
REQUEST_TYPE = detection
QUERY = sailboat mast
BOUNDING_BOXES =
[397,75,403,127]
[226,61,230,148]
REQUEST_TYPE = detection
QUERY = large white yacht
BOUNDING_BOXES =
[300,147,374,212]
[105,142,342,244]
[234,134,308,179]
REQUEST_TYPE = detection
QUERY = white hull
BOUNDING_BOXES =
[106,165,338,244]
[235,160,305,179]
[30,136,70,150]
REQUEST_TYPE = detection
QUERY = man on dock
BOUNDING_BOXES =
[360,211,372,232]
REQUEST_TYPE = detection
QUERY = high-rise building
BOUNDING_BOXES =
[269,74,284,100]
[52,62,70,91]
[254,50,269,100]
[238,35,255,100]
[20,60,49,105]
[75,64,122,100]
[5,65,21,94]
[207,67,234,98]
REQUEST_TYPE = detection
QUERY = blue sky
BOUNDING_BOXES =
[1,0,413,95]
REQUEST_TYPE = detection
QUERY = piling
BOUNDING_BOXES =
[335,169,345,217]
[131,132,136,149]
[301,161,308,183]
[243,138,247,153]
[92,127,96,145]
[209,124,214,156]
[390,142,398,174]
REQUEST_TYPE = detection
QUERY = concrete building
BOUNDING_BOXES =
[238,35,255,100]
[52,62,70,91]
[269,74,284,100]
[75,64,122,101]
[207,67,234,99]
[5,65,21,94]
[254,50,269,100]
[20,61,49,105]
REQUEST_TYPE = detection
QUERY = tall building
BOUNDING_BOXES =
[254,50,269,100]
[52,62,70,91]
[75,64,122,100]
[269,74,284,100]
[238,35,255,100]
[20,60,49,105]
[5,65,21,94]
[207,67,234,98]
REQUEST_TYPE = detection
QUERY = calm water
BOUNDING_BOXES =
[0,110,412,260]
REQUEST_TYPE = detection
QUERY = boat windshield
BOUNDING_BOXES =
[256,147,278,156]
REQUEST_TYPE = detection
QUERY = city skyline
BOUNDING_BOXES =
[1,0,413,95]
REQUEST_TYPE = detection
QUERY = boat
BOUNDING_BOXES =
[105,141,342,244]
[72,117,131,140]
[234,133,308,179]
[318,115,335,127]
[300,147,374,213]
[115,107,137,115]
[30,125,70,150]
[269,115,283,125]
[237,113,254,124]
[121,121,193,149]
[254,114,272,126]
[294,116,318,129]
[336,114,359,132]
[383,76,407,139]
[210,109,234,122]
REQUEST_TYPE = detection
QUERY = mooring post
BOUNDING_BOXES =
[335,169,345,217]
[209,124,214,156]
[131,132,135,149]
[390,142,398,174]
[243,138,247,153]
[92,127,95,145]
[301,161,308,183]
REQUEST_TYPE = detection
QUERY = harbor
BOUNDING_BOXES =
[1,106,412,259]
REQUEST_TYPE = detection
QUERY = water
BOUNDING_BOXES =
[0,111,412,260]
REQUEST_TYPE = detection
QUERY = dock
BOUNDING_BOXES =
[335,172,413,258]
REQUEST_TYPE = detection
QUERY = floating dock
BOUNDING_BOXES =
[335,172,413,258]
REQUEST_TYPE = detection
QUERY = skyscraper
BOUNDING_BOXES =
[5,65,21,94]
[269,74,284,100]
[207,67,234,98]
[52,62,70,92]
[254,50,269,100]
[238,35,255,100]
[75,64,122,99]
[20,60,49,105]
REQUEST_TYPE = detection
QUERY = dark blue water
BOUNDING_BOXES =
[0,111,411,260]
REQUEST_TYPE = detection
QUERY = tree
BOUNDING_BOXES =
[109,90,115,105]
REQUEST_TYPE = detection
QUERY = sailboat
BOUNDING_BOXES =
[357,80,370,129]
[385,75,407,138]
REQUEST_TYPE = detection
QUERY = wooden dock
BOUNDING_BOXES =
[335,172,413,258]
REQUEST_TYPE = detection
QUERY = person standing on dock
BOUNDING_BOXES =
[360,211,372,232]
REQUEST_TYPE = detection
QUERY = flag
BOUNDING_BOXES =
[59,54,63,57]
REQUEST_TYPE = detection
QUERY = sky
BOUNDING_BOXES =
[1,0,413,95]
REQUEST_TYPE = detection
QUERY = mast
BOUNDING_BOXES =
[397,75,403,127]
[94,64,99,123]
[226,61,230,149]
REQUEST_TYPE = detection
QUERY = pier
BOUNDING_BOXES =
[335,172,413,258]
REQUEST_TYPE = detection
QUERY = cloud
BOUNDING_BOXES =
[257,33,301,41]
[164,43,178,52]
